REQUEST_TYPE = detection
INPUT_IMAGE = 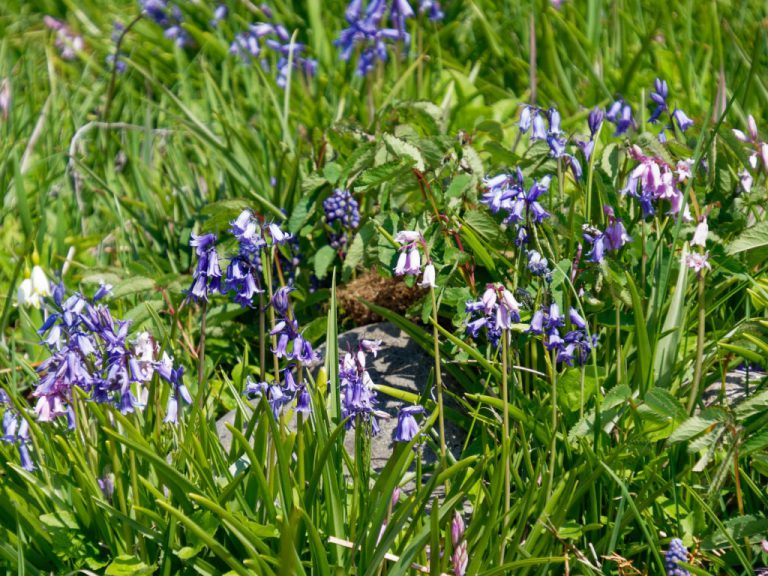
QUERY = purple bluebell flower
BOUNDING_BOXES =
[664,538,690,576]
[588,107,604,137]
[606,98,634,136]
[339,344,382,433]
[211,4,228,27]
[231,18,317,88]
[139,1,191,47]
[672,109,693,132]
[336,0,415,76]
[582,225,606,263]
[465,284,519,343]
[526,249,551,280]
[649,78,669,123]
[186,233,221,303]
[419,0,444,20]
[603,216,631,251]
[531,113,548,140]
[393,405,425,443]
[519,106,533,133]
[569,308,586,330]
[295,386,311,414]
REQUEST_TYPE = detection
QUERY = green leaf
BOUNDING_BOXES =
[105,555,156,576]
[357,159,414,188]
[668,411,723,444]
[727,221,768,254]
[314,245,337,280]
[383,133,425,171]
[626,274,652,392]
[111,276,156,299]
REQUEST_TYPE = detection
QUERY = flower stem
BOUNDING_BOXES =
[687,274,706,414]
[195,301,207,413]
[429,286,447,473]
[501,329,511,554]
[548,348,558,499]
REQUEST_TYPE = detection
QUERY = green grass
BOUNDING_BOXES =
[1,1,768,575]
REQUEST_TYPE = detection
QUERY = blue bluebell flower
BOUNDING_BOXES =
[606,98,634,136]
[187,233,221,303]
[393,405,426,443]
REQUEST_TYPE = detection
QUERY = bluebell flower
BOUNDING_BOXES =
[649,78,669,123]
[186,233,221,303]
[526,249,551,280]
[672,109,693,132]
[419,0,444,20]
[606,98,634,136]
[336,0,415,76]
[588,107,604,137]
[231,18,318,88]
[393,405,426,443]
[139,0,192,47]
[339,345,382,433]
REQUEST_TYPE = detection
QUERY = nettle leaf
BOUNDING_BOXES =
[637,388,688,441]
[339,142,376,185]
[357,159,414,188]
[668,409,725,444]
[701,515,768,549]
[735,388,768,419]
[383,133,426,171]
[557,366,599,413]
[727,221,768,255]
[111,277,156,299]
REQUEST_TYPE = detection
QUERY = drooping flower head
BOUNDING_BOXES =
[187,233,221,303]
[392,405,426,443]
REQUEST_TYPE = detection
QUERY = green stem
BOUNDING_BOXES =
[259,293,266,381]
[687,274,706,414]
[429,286,447,472]
[548,348,558,499]
[195,301,207,413]
[500,329,511,562]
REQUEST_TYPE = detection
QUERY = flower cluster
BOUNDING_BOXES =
[648,78,694,140]
[733,114,768,192]
[230,15,318,88]
[482,169,552,227]
[34,283,187,425]
[188,212,298,309]
[451,512,468,576]
[43,16,85,60]
[337,0,417,76]
[664,538,690,576]
[621,146,694,220]
[339,339,386,433]
[581,206,632,263]
[684,217,711,275]
[1,391,34,471]
[529,304,596,366]
[139,0,191,47]
[465,284,521,347]
[394,230,436,288]
[226,210,266,307]
[186,233,222,303]
[526,249,552,281]
[519,106,582,178]
[323,189,361,249]
[245,286,320,418]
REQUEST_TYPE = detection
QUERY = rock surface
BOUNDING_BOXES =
[216,322,465,471]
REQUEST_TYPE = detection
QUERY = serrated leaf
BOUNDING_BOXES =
[357,159,414,188]
[668,412,722,444]
[735,388,768,419]
[383,133,425,171]
[727,221,768,254]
